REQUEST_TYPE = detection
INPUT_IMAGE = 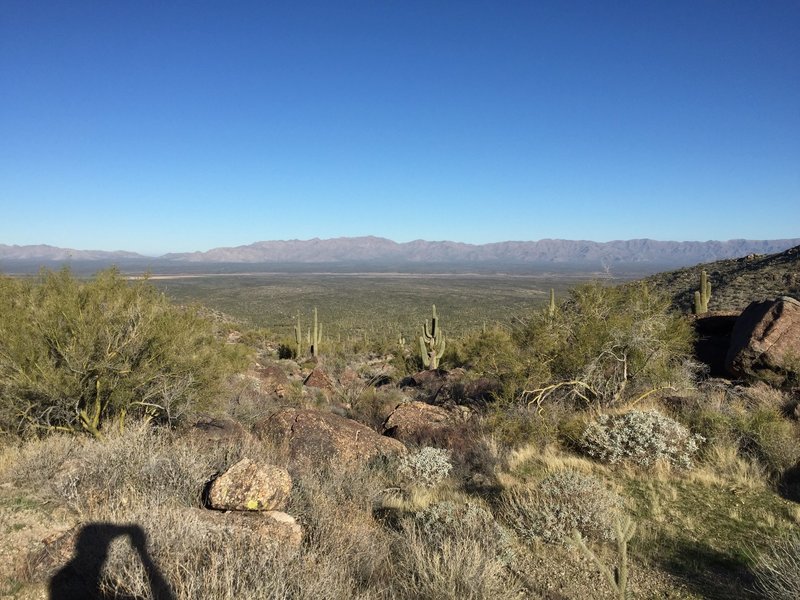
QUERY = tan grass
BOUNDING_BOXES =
[689,443,766,489]
[507,443,603,478]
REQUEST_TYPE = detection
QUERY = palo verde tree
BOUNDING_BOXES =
[514,282,695,408]
[0,268,248,437]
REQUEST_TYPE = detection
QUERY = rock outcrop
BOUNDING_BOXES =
[382,401,455,443]
[304,367,335,394]
[207,458,291,511]
[257,365,291,398]
[254,408,406,468]
[726,296,800,386]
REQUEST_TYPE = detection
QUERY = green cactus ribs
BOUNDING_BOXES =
[419,304,446,370]
[693,270,712,315]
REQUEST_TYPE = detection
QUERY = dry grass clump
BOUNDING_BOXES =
[97,504,381,600]
[387,527,524,600]
[751,533,800,600]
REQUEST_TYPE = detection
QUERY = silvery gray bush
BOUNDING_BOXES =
[397,447,453,488]
[503,469,623,544]
[580,410,703,469]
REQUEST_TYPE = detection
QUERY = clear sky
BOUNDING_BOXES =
[1,1,798,255]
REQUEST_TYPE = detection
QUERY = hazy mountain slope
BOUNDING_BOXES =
[0,244,146,261]
[645,244,800,312]
[161,237,800,266]
[3,238,800,270]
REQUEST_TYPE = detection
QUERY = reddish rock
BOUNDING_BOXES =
[382,401,455,443]
[304,367,335,394]
[257,364,291,398]
[207,458,291,511]
[726,296,800,386]
[253,409,406,468]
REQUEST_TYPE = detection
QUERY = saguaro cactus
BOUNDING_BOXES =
[294,313,303,357]
[548,288,556,317]
[693,270,712,315]
[309,307,322,358]
[419,304,446,369]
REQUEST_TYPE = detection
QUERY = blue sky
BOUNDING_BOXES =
[1,1,798,255]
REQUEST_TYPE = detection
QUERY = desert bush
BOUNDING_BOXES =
[734,408,800,478]
[2,420,275,513]
[287,462,395,589]
[579,409,703,469]
[397,447,453,488]
[514,282,695,407]
[97,504,378,600]
[751,533,800,600]
[502,469,623,544]
[388,524,522,600]
[0,268,248,437]
[411,500,516,563]
[55,423,218,511]
[454,326,526,382]
[394,421,502,490]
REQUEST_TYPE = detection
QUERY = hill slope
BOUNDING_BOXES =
[645,244,800,312]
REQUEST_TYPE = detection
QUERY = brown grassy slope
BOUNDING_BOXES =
[644,244,800,313]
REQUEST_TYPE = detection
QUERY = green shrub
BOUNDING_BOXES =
[0,268,248,437]
[734,408,800,478]
[513,282,695,407]
[579,410,703,469]
[502,469,623,544]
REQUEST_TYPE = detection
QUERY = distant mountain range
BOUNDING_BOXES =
[2,237,800,270]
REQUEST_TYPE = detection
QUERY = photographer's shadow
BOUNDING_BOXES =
[49,523,175,600]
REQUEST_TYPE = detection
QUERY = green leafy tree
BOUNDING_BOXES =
[0,268,248,437]
[514,282,695,408]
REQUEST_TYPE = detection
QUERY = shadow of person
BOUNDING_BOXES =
[49,523,175,600]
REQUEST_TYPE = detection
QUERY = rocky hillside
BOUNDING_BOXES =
[645,244,800,312]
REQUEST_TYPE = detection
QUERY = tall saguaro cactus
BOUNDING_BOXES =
[294,313,303,357]
[310,307,323,358]
[693,270,712,315]
[420,304,446,370]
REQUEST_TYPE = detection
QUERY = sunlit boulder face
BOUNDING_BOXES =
[253,409,407,470]
[206,458,292,512]
[726,296,800,387]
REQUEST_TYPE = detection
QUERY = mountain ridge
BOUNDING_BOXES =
[2,237,800,268]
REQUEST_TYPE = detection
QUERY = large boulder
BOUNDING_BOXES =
[257,364,291,398]
[253,409,406,468]
[207,458,291,511]
[382,401,456,443]
[304,367,335,395]
[726,296,800,386]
